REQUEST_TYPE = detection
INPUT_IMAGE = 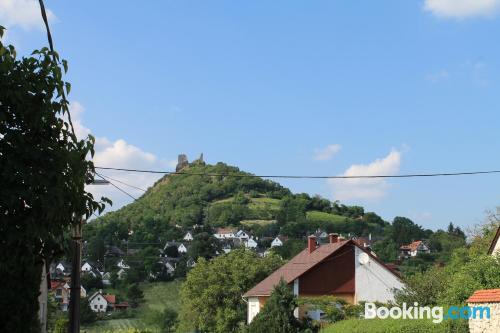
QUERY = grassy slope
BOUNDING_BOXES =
[82,280,181,333]
[306,211,348,224]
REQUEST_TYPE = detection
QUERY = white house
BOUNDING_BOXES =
[244,234,404,323]
[245,238,258,249]
[236,230,250,240]
[117,268,127,280]
[213,227,237,239]
[183,232,194,241]
[117,259,130,269]
[399,240,430,258]
[56,263,67,272]
[102,272,111,286]
[178,243,188,254]
[88,291,115,313]
[81,262,93,272]
[271,236,286,247]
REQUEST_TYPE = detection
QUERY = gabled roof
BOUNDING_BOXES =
[104,294,116,304]
[467,289,500,303]
[244,240,400,297]
[400,240,425,252]
[488,226,500,255]
[215,227,237,234]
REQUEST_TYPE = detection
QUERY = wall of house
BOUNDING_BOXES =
[354,247,404,303]
[90,295,108,313]
[468,302,500,333]
[298,244,355,296]
[247,297,260,323]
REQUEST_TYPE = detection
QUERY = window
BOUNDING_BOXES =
[94,305,97,309]
[99,305,103,309]
[56,289,62,296]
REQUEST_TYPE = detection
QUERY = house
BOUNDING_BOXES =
[243,233,404,323]
[114,302,130,310]
[271,236,288,247]
[183,231,194,242]
[102,272,111,286]
[467,289,500,332]
[81,262,93,273]
[245,238,258,249]
[163,241,188,255]
[117,268,127,280]
[117,259,130,269]
[236,230,250,241]
[488,226,500,255]
[352,236,372,250]
[314,229,329,239]
[214,227,237,239]
[51,281,86,311]
[158,257,179,276]
[89,291,115,313]
[399,240,430,258]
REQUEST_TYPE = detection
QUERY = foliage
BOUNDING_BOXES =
[372,239,399,262]
[395,265,449,306]
[187,231,221,260]
[0,28,108,332]
[179,249,283,333]
[298,296,363,323]
[271,239,306,259]
[248,279,315,333]
[80,298,98,324]
[128,284,145,308]
[161,308,178,333]
[323,318,469,333]
[82,272,104,292]
[390,217,431,246]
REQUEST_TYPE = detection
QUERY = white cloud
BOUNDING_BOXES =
[0,0,56,30]
[313,144,342,161]
[424,0,500,18]
[328,149,402,201]
[69,102,175,213]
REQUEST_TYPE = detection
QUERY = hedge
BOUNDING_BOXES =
[322,318,469,333]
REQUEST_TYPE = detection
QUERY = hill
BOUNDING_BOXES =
[86,161,385,246]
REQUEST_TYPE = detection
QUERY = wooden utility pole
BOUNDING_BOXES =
[68,220,82,333]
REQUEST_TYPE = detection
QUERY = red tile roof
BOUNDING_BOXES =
[400,240,423,252]
[244,240,400,297]
[215,227,236,234]
[104,294,116,304]
[467,289,500,303]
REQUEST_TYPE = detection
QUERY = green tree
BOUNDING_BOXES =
[80,298,97,324]
[390,217,428,245]
[0,27,107,332]
[187,232,221,260]
[127,283,144,308]
[248,279,304,333]
[179,249,283,333]
[161,308,178,333]
[372,239,399,262]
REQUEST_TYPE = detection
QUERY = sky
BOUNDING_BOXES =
[2,0,500,230]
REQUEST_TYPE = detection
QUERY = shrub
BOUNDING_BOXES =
[323,318,469,333]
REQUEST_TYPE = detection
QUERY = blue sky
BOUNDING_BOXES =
[3,0,500,230]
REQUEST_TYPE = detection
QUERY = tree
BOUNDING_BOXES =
[81,273,104,292]
[179,249,283,333]
[371,239,399,262]
[390,217,428,245]
[161,308,178,333]
[80,299,97,324]
[187,232,221,260]
[248,279,305,333]
[0,27,108,332]
[127,283,144,307]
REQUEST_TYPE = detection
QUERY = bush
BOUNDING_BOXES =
[323,318,468,333]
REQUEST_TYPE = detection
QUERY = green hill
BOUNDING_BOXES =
[86,161,387,245]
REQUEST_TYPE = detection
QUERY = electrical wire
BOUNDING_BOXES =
[95,166,500,180]
[95,172,138,201]
[95,173,147,192]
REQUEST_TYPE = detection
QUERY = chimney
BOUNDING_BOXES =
[329,233,339,244]
[308,235,317,254]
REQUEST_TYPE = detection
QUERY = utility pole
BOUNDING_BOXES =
[68,220,82,333]
[68,177,109,333]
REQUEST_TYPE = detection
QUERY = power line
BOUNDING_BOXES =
[95,173,147,192]
[95,166,500,180]
[95,172,138,201]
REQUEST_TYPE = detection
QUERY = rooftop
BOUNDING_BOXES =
[467,289,500,303]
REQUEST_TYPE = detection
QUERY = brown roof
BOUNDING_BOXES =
[467,289,500,303]
[104,294,116,304]
[244,240,400,297]
[400,240,424,251]
[488,226,500,255]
